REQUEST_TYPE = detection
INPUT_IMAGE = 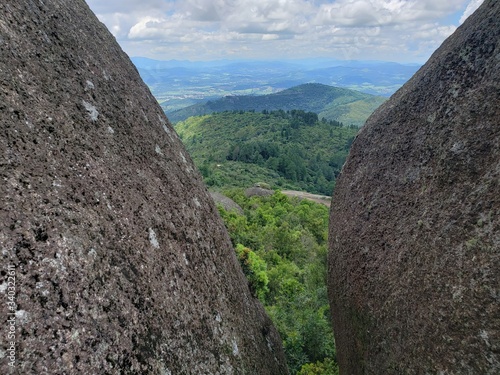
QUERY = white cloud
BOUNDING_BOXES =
[459,0,485,24]
[315,0,465,27]
[86,0,478,62]
[262,33,280,41]
[128,17,168,40]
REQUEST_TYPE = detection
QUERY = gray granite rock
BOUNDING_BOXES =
[0,1,288,374]
[210,192,244,215]
[328,1,500,374]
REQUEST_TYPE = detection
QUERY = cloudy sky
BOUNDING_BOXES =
[86,0,484,63]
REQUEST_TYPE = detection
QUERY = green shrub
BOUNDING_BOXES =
[235,244,269,302]
[218,190,338,374]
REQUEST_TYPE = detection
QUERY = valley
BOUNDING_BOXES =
[132,57,420,113]
[6,1,496,375]
[134,58,411,375]
[168,83,386,127]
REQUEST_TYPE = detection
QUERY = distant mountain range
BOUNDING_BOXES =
[131,57,420,113]
[167,83,386,126]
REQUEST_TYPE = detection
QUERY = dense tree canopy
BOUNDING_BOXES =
[175,110,358,195]
[175,107,358,373]
[217,190,339,374]
[167,83,386,127]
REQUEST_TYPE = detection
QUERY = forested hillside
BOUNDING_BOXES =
[173,94,363,374]
[168,83,386,126]
[131,57,419,113]
[175,109,359,195]
[217,190,339,374]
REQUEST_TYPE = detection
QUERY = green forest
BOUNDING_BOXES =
[174,105,365,373]
[168,83,386,127]
[217,190,339,374]
[175,109,359,195]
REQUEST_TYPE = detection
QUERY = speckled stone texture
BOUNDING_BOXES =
[0,1,288,374]
[328,1,499,374]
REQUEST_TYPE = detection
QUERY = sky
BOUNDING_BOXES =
[86,0,484,63]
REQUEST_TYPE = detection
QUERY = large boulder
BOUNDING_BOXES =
[0,1,288,374]
[328,1,499,374]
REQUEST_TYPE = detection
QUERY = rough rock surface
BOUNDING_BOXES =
[210,192,244,215]
[0,1,288,374]
[328,1,499,374]
[244,187,274,198]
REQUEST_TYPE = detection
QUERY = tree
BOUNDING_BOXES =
[235,244,269,302]
[217,191,338,374]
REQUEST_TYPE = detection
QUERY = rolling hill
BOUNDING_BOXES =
[174,109,359,195]
[168,83,386,126]
[131,57,420,113]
